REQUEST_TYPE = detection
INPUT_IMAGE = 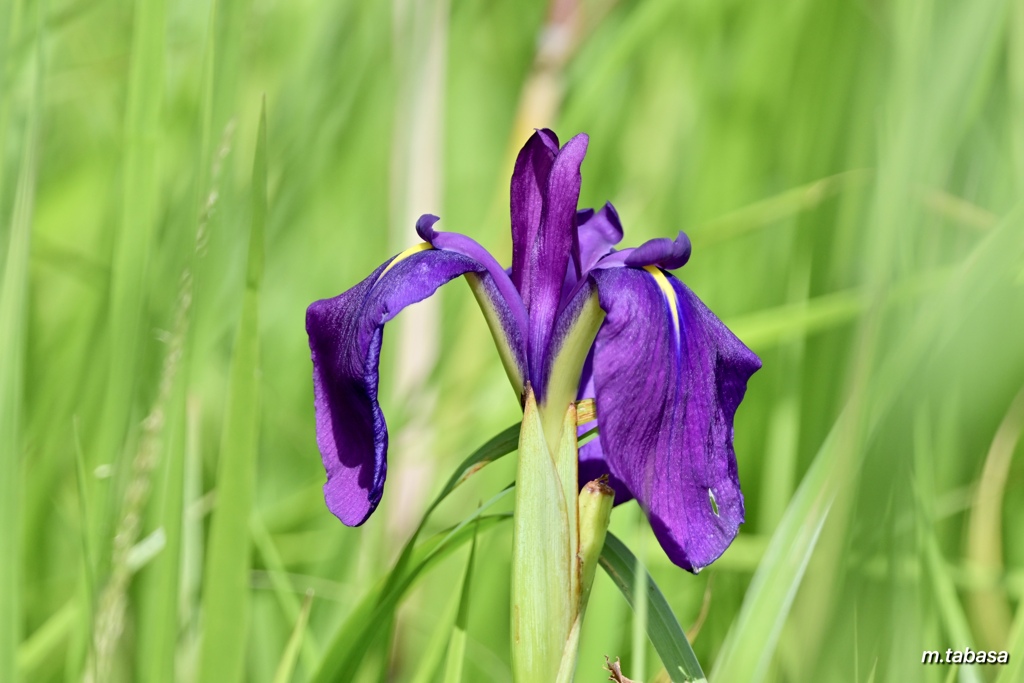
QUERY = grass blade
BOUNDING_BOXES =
[310,495,512,683]
[598,533,707,683]
[381,422,519,599]
[271,591,313,683]
[428,423,520,515]
[15,601,77,679]
[995,605,1024,683]
[196,100,267,683]
[408,593,461,683]
[0,16,41,681]
[923,534,983,683]
[712,200,1024,682]
[442,521,479,683]
[94,0,168,500]
[136,374,188,683]
[250,513,320,669]
[965,387,1024,648]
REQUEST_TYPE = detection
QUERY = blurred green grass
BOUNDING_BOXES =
[3,0,1024,681]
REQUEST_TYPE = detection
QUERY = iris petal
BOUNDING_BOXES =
[306,247,523,525]
[510,129,559,295]
[624,231,692,270]
[588,266,760,571]
[525,133,589,394]
[562,203,624,303]
[575,361,634,504]
[417,213,529,344]
[577,203,624,273]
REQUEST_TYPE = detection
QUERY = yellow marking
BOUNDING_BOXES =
[377,242,432,281]
[644,265,681,341]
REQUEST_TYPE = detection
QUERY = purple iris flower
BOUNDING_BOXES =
[306,129,760,572]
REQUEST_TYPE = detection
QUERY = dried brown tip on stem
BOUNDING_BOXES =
[576,397,597,425]
[583,475,614,497]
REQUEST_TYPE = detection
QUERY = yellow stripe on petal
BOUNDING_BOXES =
[644,265,681,342]
[377,242,433,281]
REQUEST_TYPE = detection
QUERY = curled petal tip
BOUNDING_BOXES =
[534,128,561,152]
[624,231,692,270]
[415,213,441,242]
[580,202,623,246]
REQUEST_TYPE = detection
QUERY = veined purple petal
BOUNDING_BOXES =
[526,133,589,394]
[624,231,692,270]
[417,213,529,348]
[576,360,634,504]
[510,130,559,295]
[562,203,624,303]
[306,247,520,526]
[578,203,624,272]
[589,266,761,572]
[591,248,635,269]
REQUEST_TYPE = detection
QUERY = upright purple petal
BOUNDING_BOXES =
[578,203,624,273]
[561,203,624,303]
[510,130,559,295]
[306,247,518,526]
[526,133,589,394]
[589,267,761,572]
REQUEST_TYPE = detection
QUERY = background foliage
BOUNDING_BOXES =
[2,0,1023,681]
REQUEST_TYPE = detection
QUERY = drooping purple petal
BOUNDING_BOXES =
[525,133,589,394]
[624,231,692,270]
[306,247,522,526]
[417,213,530,353]
[588,266,761,572]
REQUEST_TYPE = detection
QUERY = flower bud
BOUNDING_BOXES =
[578,476,615,612]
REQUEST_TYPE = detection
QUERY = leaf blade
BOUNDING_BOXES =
[598,533,707,683]
[196,101,267,683]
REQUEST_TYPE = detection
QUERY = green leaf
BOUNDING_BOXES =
[271,591,313,683]
[16,601,76,679]
[313,422,520,683]
[995,604,1024,683]
[0,17,41,681]
[712,211,1024,683]
[693,170,870,246]
[196,100,267,683]
[309,500,512,683]
[136,355,188,683]
[511,389,573,682]
[408,590,460,683]
[427,423,520,518]
[923,534,983,683]
[965,388,1024,648]
[381,421,519,600]
[250,514,320,670]
[598,533,707,683]
[93,0,168,507]
[442,521,479,683]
